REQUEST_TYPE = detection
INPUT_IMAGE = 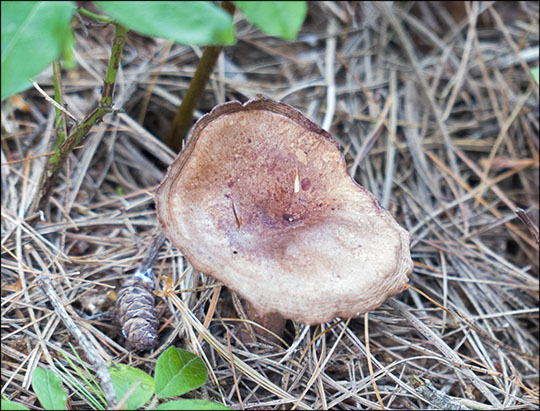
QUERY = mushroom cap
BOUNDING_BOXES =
[156,98,413,324]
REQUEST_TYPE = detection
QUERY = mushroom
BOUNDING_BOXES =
[156,97,413,339]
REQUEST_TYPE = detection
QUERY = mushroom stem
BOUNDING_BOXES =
[240,299,286,344]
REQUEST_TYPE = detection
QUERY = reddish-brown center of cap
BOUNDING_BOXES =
[174,109,345,257]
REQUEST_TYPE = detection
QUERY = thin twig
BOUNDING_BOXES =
[113,378,142,410]
[322,19,337,131]
[136,232,167,280]
[474,86,534,207]
[29,23,128,217]
[226,330,244,410]
[365,313,385,410]
[441,2,478,121]
[31,81,79,123]
[38,276,116,408]
[349,96,392,178]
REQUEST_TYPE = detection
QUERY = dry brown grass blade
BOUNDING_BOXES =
[225,329,244,409]
[349,96,393,178]
[388,299,502,407]
[291,319,351,410]
[167,293,309,408]
[424,149,538,249]
[365,313,385,410]
[374,1,462,189]
[197,285,221,344]
[475,86,535,207]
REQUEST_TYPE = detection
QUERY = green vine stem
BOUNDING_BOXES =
[165,45,222,151]
[76,7,115,25]
[166,1,235,152]
[52,62,67,151]
[29,23,128,218]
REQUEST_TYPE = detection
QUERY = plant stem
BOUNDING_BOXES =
[52,62,66,154]
[52,62,63,126]
[76,7,115,24]
[166,45,222,151]
[29,23,127,218]
[166,1,235,152]
[101,23,128,106]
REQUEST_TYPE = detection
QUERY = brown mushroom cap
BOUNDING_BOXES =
[156,98,413,324]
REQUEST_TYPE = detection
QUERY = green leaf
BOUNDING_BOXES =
[156,399,231,410]
[0,400,29,411]
[1,1,75,100]
[531,67,539,84]
[108,363,154,410]
[154,347,208,399]
[233,1,306,40]
[31,368,68,411]
[93,1,235,45]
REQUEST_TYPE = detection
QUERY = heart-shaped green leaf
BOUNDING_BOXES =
[94,1,235,46]
[0,399,30,411]
[233,1,307,40]
[154,347,208,399]
[1,1,75,100]
[31,367,68,411]
[108,363,154,410]
[156,399,231,410]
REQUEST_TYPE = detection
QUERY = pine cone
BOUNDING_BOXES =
[115,277,159,351]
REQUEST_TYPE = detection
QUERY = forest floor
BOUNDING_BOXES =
[2,2,539,410]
